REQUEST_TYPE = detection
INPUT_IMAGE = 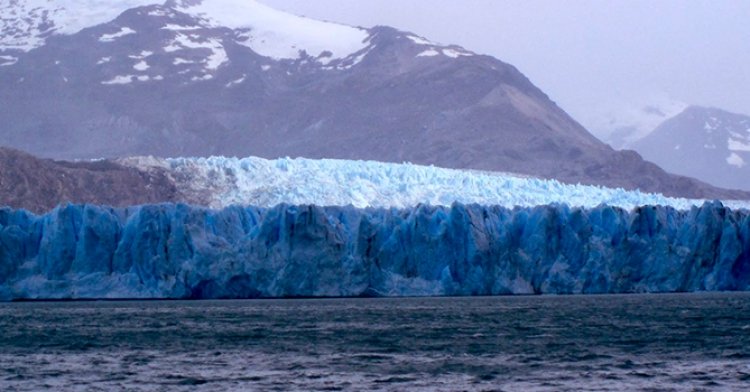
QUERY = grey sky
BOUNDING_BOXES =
[260,0,750,135]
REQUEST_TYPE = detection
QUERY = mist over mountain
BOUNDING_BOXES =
[632,106,750,191]
[0,0,745,200]
[593,99,688,150]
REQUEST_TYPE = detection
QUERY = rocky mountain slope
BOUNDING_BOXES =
[593,100,687,149]
[0,0,745,199]
[0,147,177,213]
[632,106,750,191]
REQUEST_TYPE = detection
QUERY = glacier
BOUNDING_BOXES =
[1,202,749,300]
[119,156,750,211]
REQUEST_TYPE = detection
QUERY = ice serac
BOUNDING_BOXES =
[1,202,749,300]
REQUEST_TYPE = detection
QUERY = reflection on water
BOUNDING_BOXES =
[1,293,749,391]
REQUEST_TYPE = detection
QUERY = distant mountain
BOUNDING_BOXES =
[591,99,687,150]
[0,0,745,199]
[632,106,750,191]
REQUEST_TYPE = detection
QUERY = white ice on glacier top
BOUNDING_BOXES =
[1,0,369,62]
[120,156,750,211]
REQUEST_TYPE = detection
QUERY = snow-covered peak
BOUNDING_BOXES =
[1,0,370,62]
[592,97,688,149]
[0,0,156,51]
[628,105,750,191]
[174,0,369,61]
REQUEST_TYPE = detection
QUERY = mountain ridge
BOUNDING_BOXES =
[632,105,750,191]
[0,0,746,199]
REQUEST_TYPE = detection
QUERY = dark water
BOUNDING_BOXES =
[1,294,749,391]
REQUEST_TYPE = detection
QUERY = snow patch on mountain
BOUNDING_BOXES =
[406,32,473,59]
[724,120,750,153]
[173,57,193,65]
[1,0,369,65]
[175,0,368,62]
[191,74,213,81]
[225,74,246,87]
[728,138,750,152]
[166,33,227,70]
[443,48,473,58]
[118,156,749,211]
[99,27,136,42]
[417,48,472,59]
[0,55,17,66]
[129,50,153,59]
[589,95,688,149]
[0,0,155,51]
[417,49,440,57]
[407,34,434,46]
[133,60,149,71]
[102,75,135,85]
[161,23,201,31]
[101,74,161,85]
[727,153,745,168]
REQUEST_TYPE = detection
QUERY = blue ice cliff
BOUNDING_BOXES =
[1,202,749,300]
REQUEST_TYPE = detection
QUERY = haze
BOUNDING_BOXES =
[261,0,750,137]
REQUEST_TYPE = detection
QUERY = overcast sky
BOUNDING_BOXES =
[261,0,750,135]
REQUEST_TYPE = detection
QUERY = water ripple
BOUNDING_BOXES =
[1,293,749,391]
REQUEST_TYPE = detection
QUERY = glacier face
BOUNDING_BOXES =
[1,202,749,300]
[119,156,750,211]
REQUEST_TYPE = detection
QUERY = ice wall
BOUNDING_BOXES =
[121,156,750,210]
[1,202,749,300]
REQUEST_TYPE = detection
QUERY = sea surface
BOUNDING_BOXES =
[0,293,749,391]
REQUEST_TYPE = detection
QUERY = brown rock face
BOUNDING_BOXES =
[0,147,178,213]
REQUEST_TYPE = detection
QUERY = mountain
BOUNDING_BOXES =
[0,0,745,199]
[632,106,750,191]
[592,99,688,149]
